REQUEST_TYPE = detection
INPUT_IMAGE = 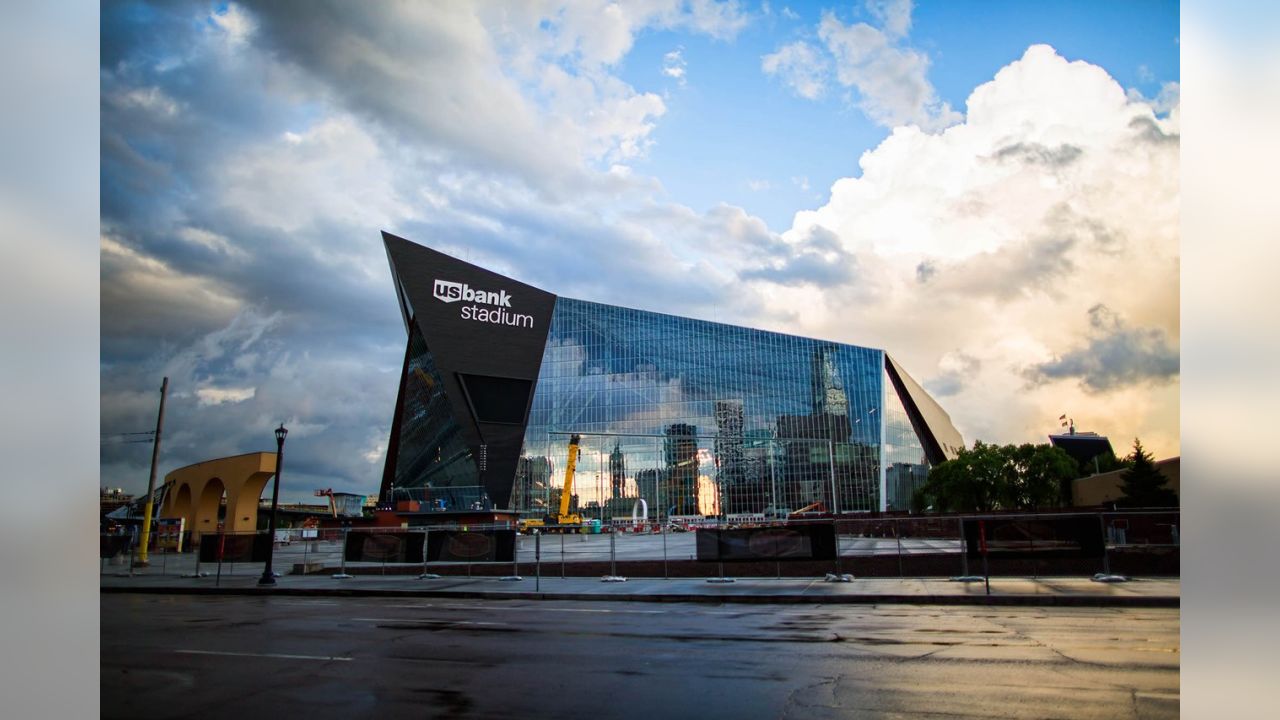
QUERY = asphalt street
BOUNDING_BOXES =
[102,595,1178,719]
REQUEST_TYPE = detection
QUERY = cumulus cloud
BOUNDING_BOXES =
[763,44,1179,456]
[762,0,957,130]
[817,10,960,130]
[1023,305,1179,392]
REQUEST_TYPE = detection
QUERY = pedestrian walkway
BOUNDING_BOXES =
[100,571,1179,607]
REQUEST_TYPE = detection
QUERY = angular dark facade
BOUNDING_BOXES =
[380,232,556,510]
[381,232,964,514]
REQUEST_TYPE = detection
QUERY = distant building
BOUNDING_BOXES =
[1049,429,1115,471]
[1073,457,1180,507]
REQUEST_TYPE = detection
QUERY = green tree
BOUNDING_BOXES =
[1116,438,1178,508]
[915,441,1077,513]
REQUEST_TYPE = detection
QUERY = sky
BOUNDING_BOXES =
[100,0,1181,503]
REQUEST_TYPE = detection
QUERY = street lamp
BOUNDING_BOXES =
[258,423,287,586]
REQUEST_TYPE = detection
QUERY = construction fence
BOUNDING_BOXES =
[100,510,1179,582]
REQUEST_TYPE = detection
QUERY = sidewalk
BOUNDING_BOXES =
[101,571,1179,607]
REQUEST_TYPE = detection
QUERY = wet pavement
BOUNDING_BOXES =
[101,594,1179,719]
[101,571,1179,607]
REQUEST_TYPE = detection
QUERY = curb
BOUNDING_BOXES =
[99,585,1179,608]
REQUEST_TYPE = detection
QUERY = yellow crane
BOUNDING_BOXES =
[519,434,586,533]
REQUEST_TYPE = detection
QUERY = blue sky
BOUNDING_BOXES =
[100,1,1181,501]
[613,2,1180,230]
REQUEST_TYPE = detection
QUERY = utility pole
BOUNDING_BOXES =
[137,377,168,567]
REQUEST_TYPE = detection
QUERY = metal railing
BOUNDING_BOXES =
[101,510,1178,582]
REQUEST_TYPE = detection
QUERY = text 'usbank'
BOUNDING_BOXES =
[434,279,533,329]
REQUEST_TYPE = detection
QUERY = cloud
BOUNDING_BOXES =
[662,48,687,83]
[740,225,857,287]
[992,142,1083,168]
[762,41,828,99]
[866,0,913,39]
[1023,305,1179,392]
[196,386,256,406]
[817,10,960,130]
[210,3,255,45]
[100,0,1181,502]
[925,351,981,398]
[762,1,957,130]
[769,44,1179,455]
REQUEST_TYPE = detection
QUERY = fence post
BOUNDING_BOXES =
[332,525,352,579]
[215,533,225,587]
[419,527,438,580]
[1099,512,1111,576]
[834,519,841,576]
[979,520,990,596]
[827,441,839,516]
[660,509,670,576]
[535,530,541,592]
[960,517,969,577]
[560,532,565,579]
[895,519,903,578]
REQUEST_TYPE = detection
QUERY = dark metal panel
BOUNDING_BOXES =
[378,335,414,504]
[381,232,557,508]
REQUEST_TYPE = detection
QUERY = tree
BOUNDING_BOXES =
[1116,438,1178,508]
[914,441,1078,513]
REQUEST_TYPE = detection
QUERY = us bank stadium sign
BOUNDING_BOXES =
[433,279,535,329]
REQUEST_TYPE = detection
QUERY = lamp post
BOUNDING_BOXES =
[258,423,287,586]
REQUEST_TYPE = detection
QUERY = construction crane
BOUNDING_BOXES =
[519,434,586,533]
[315,489,339,517]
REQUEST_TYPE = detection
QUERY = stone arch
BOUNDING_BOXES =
[226,471,276,532]
[160,452,278,544]
[170,483,193,529]
[194,477,226,536]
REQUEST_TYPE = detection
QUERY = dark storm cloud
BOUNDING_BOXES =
[98,1,763,500]
[100,2,406,498]
[992,142,1083,168]
[1022,304,1179,392]
[239,0,587,197]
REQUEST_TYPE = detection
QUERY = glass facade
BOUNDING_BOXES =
[514,298,897,519]
[882,366,930,512]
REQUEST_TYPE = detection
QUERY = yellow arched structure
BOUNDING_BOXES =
[160,452,277,543]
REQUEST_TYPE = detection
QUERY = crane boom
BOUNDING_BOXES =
[558,434,581,519]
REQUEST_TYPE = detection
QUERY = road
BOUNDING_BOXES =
[102,595,1178,719]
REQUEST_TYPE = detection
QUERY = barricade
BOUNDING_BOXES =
[100,510,1178,581]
